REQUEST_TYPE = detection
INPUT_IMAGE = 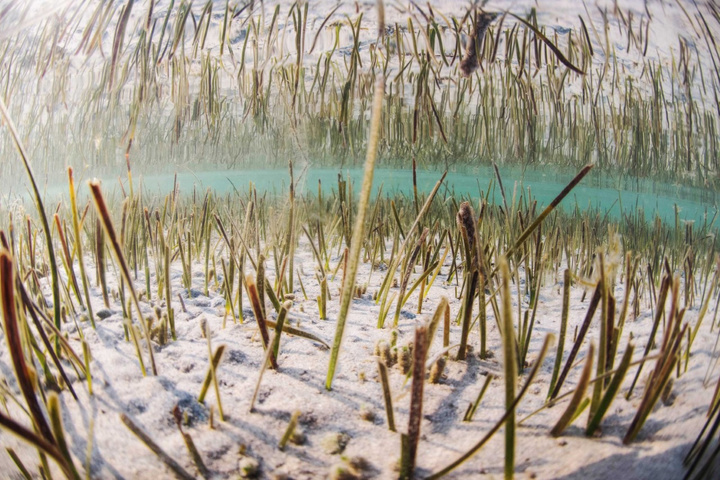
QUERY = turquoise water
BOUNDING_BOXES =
[15,164,714,229]
[121,165,718,229]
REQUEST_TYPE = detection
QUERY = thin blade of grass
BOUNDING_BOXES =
[427,334,553,479]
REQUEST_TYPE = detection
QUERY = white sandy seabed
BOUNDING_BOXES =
[0,233,718,479]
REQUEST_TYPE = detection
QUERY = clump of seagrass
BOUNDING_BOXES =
[685,388,720,479]
[0,250,80,479]
[624,276,688,444]
[89,180,157,376]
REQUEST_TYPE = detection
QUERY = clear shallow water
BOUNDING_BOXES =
[110,165,718,228]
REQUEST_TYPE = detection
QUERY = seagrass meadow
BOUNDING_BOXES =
[1,1,720,479]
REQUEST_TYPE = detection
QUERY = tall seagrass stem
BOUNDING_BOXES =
[326,6,385,390]
[500,257,518,480]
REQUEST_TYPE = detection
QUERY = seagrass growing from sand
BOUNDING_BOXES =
[0,2,719,478]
